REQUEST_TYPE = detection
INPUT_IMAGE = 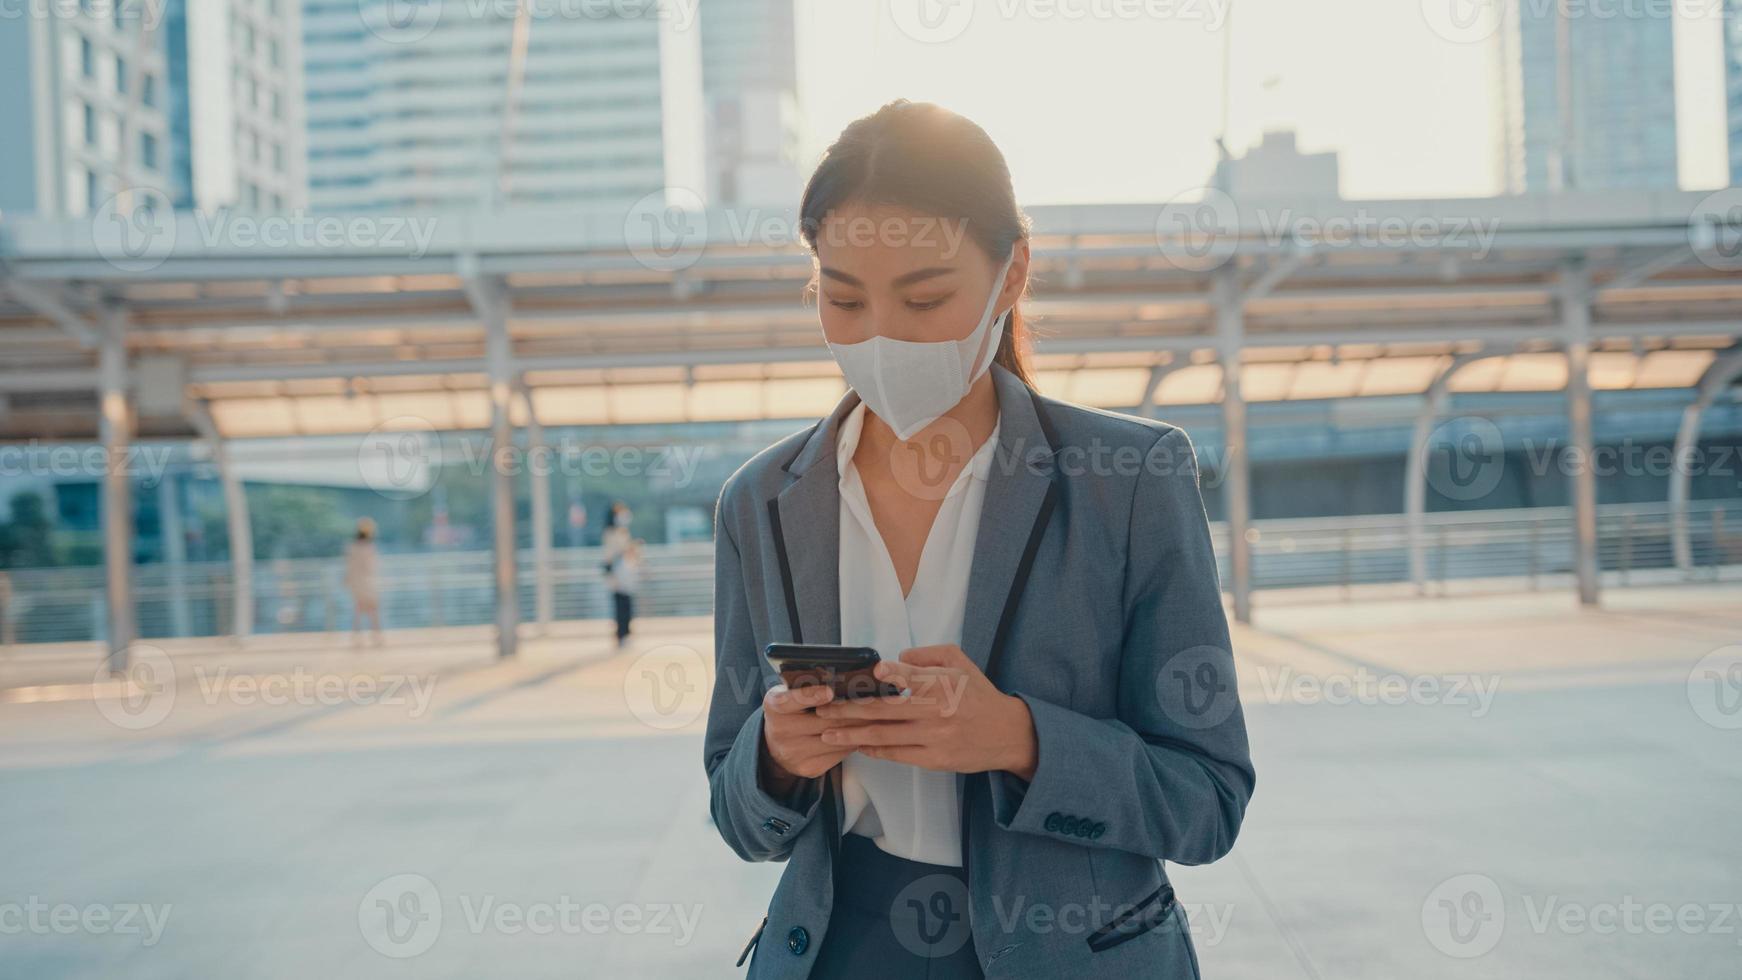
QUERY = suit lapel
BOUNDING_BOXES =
[768,388,858,646]
[766,366,1058,671]
[959,365,1058,680]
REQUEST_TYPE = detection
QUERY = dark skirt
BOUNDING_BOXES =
[805,832,983,979]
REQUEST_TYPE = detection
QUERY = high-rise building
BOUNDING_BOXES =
[1726,0,1742,186]
[697,0,803,208]
[301,0,706,212]
[0,0,173,216]
[1212,130,1341,201]
[1494,1,1678,192]
[161,0,309,212]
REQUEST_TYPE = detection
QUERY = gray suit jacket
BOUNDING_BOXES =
[703,363,1255,978]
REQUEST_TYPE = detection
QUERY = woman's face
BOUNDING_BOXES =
[813,204,1027,347]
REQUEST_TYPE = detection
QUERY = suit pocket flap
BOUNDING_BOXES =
[1086,883,1176,953]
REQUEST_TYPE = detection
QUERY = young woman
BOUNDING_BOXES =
[601,501,635,645]
[703,101,1255,979]
[344,516,382,647]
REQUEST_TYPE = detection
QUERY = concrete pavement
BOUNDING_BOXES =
[0,586,1738,978]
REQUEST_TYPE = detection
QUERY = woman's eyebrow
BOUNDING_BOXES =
[818,266,958,288]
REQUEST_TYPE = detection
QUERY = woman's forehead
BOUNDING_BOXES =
[813,205,979,275]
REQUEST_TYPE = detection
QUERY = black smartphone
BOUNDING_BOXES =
[763,643,903,700]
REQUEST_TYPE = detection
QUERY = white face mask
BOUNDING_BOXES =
[826,248,1016,441]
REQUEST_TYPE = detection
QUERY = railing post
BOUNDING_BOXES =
[1340,529,1352,599]
[1714,508,1727,577]
[1436,526,1448,594]
[1619,512,1634,585]
[1529,519,1541,590]
[428,564,445,628]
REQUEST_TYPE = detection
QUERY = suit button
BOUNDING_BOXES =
[1044,812,1062,833]
[762,818,789,836]
[1091,822,1106,839]
[1060,816,1079,836]
[1074,820,1092,838]
[787,926,809,955]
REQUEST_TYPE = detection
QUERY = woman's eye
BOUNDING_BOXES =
[907,297,947,311]
[828,299,863,311]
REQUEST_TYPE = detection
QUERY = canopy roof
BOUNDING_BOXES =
[2,189,1738,440]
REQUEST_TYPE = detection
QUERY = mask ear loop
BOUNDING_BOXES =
[964,250,1018,382]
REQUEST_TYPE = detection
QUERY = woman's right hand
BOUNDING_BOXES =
[759,684,853,790]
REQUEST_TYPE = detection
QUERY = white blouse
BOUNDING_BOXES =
[834,400,1001,867]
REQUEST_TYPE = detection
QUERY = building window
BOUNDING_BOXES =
[268,39,280,67]
[115,55,127,95]
[141,131,158,170]
[141,74,156,107]
[83,102,97,145]
[86,169,100,211]
[80,36,95,78]
[272,142,283,171]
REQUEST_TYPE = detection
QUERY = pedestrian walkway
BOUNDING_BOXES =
[0,586,1737,978]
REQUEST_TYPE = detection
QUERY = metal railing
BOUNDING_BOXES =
[0,502,1734,646]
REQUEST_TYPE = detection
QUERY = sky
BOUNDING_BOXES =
[792,0,1731,204]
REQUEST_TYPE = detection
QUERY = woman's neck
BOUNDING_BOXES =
[855,370,1000,468]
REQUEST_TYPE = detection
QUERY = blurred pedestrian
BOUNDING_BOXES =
[345,517,383,647]
[607,536,644,648]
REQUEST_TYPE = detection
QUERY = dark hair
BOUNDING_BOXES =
[798,100,1035,386]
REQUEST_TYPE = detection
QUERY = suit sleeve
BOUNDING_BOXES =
[702,479,825,862]
[985,427,1256,864]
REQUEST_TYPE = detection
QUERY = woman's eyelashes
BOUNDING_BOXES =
[825,294,953,312]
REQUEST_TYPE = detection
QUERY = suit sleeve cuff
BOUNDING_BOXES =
[730,707,823,843]
[987,692,1107,842]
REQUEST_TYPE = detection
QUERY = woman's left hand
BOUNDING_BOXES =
[812,644,1039,780]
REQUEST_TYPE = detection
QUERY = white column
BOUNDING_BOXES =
[99,323,134,673]
[1560,259,1600,606]
[486,297,519,658]
[1213,269,1252,624]
[522,385,553,635]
